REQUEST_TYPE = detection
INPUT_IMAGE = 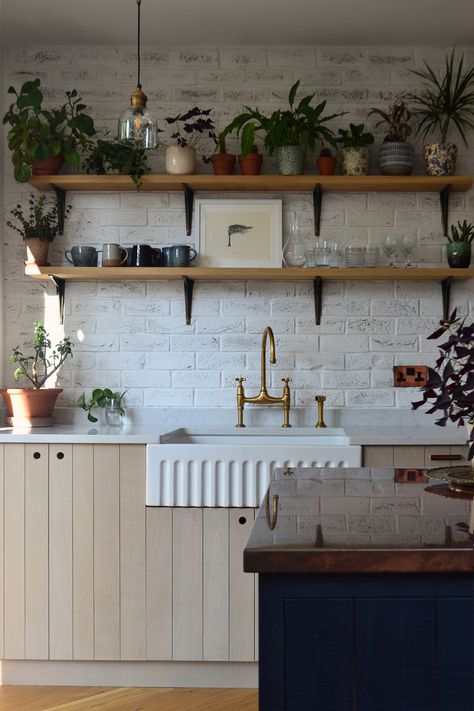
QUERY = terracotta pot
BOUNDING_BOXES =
[24,236,50,266]
[1,388,63,419]
[316,156,337,175]
[210,153,236,175]
[30,155,64,176]
[423,142,457,176]
[238,153,263,175]
[165,146,196,175]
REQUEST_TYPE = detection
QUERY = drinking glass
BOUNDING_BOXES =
[400,234,417,267]
[314,240,331,267]
[344,246,363,267]
[363,246,380,267]
[382,235,398,267]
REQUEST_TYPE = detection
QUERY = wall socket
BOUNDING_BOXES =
[393,365,428,387]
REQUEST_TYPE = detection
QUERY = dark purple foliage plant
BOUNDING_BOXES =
[412,310,474,459]
[164,107,215,149]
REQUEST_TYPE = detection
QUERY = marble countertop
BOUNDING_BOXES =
[244,466,474,574]
[0,424,168,443]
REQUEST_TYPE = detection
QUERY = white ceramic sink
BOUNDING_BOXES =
[146,428,361,508]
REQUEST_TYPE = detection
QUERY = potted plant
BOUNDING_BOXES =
[337,123,374,175]
[316,147,337,175]
[412,310,474,461]
[84,137,151,190]
[368,97,415,175]
[164,107,215,175]
[205,132,236,175]
[0,321,74,424]
[2,78,96,182]
[446,220,474,268]
[408,50,474,176]
[77,388,127,425]
[7,193,71,266]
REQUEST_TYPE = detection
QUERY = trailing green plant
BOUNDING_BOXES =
[7,193,71,242]
[9,321,74,389]
[222,80,345,157]
[2,78,96,182]
[77,388,127,423]
[83,138,150,190]
[368,97,415,142]
[408,50,474,145]
[337,123,375,148]
[448,220,474,244]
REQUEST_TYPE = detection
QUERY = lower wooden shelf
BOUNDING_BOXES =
[24,265,473,325]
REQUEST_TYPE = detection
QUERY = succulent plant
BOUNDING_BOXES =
[448,220,474,244]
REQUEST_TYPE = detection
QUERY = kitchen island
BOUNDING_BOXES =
[244,466,474,711]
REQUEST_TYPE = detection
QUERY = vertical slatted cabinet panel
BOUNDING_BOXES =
[49,444,73,659]
[254,509,259,662]
[393,445,425,468]
[72,445,94,660]
[94,445,120,660]
[145,508,172,660]
[229,509,255,661]
[25,444,49,659]
[203,509,229,661]
[120,445,146,660]
[0,445,5,659]
[4,443,25,659]
[362,446,394,467]
[172,508,203,660]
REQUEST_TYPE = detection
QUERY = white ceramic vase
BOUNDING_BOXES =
[165,146,196,175]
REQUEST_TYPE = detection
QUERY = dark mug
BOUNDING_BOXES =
[130,244,161,267]
[161,244,197,267]
[65,245,99,266]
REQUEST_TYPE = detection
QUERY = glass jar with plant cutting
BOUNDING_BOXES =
[77,388,128,425]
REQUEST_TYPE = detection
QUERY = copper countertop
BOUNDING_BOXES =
[244,467,474,574]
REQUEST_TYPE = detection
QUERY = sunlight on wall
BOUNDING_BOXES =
[43,292,65,388]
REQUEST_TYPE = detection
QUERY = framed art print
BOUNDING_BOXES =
[193,199,282,268]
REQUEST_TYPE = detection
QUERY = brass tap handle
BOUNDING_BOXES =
[315,394,327,428]
[235,377,246,384]
[281,377,293,384]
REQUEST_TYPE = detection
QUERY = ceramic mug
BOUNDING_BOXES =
[102,243,128,267]
[130,244,161,267]
[161,244,197,267]
[65,245,99,267]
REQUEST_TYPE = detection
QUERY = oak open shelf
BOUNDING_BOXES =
[25,265,473,327]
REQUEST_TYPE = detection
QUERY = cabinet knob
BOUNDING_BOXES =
[238,516,247,525]
[56,452,65,460]
[33,451,41,460]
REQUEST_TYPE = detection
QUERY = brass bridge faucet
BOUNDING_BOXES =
[235,326,292,428]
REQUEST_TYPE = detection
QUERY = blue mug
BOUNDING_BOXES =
[161,244,197,267]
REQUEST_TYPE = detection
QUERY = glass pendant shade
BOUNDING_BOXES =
[118,87,157,149]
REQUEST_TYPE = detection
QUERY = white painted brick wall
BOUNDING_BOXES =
[2,44,473,414]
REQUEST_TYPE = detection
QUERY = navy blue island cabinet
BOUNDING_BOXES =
[244,467,474,711]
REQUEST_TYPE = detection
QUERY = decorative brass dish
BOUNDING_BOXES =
[426,465,474,491]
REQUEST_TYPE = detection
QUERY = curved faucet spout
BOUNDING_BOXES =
[261,326,276,395]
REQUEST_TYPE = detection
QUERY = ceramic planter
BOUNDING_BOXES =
[1,387,63,424]
[446,242,471,268]
[210,153,236,175]
[316,156,337,175]
[379,141,414,176]
[165,146,197,175]
[30,155,64,176]
[342,147,370,176]
[423,142,457,176]
[238,153,263,175]
[274,145,305,175]
[24,236,50,266]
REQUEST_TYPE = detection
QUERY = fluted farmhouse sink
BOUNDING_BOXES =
[146,428,361,507]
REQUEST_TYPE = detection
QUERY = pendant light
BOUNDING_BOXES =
[118,0,157,148]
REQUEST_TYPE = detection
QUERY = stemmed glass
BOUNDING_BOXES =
[399,234,417,268]
[382,235,398,268]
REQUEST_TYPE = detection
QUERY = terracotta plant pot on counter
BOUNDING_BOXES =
[1,387,63,426]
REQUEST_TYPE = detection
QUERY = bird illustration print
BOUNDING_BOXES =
[227,224,253,247]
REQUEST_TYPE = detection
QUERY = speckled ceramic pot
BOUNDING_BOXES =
[342,147,370,176]
[274,145,305,175]
[165,146,196,175]
[446,242,471,268]
[379,141,414,175]
[423,142,457,176]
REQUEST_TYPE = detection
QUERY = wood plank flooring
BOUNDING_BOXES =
[0,686,258,710]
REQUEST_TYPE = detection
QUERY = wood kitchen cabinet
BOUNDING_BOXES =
[363,444,470,468]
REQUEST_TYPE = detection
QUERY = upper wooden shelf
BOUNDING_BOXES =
[28,174,473,193]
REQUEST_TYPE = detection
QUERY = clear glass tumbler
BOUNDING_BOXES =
[105,397,125,427]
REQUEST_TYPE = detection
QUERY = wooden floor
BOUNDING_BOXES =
[0,686,258,710]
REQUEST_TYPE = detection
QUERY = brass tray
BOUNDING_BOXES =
[426,465,474,489]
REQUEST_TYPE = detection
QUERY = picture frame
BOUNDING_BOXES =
[193,199,282,268]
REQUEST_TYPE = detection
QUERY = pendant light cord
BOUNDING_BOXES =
[137,0,142,89]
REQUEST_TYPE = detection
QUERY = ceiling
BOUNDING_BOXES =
[1,0,474,47]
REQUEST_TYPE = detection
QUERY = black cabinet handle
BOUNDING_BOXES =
[33,451,41,460]
[431,454,463,461]
[239,516,247,525]
[56,452,65,460]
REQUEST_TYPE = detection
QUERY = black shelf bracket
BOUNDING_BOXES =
[439,185,451,237]
[50,276,66,325]
[441,276,453,322]
[313,183,323,237]
[52,184,67,236]
[182,183,194,236]
[313,276,323,325]
[183,276,194,325]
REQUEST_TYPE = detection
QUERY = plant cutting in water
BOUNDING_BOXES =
[77,388,127,423]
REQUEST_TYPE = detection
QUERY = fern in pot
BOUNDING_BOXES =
[368,97,415,175]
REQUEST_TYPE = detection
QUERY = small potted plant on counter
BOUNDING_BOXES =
[164,107,215,175]
[0,321,74,425]
[83,136,151,190]
[7,193,71,266]
[2,78,96,182]
[337,123,374,175]
[446,220,474,268]
[316,146,337,175]
[77,388,127,425]
[412,310,474,461]
[368,97,415,175]
[408,49,474,176]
